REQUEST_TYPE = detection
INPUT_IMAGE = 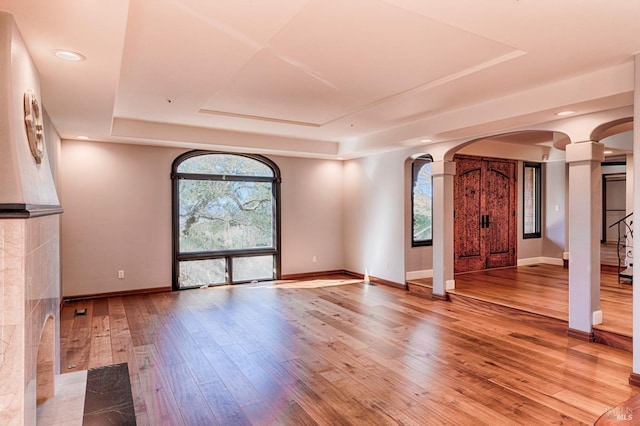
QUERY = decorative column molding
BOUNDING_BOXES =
[566,141,604,338]
[431,160,456,300]
[565,140,605,164]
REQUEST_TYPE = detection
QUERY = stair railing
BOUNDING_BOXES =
[608,212,633,283]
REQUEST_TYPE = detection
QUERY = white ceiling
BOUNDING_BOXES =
[1,0,639,159]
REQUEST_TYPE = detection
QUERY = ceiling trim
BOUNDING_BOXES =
[199,108,321,127]
[322,49,528,127]
[111,117,339,157]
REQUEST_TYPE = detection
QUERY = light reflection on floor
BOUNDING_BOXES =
[263,278,363,289]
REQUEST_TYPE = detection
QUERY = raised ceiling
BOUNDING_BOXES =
[1,0,638,158]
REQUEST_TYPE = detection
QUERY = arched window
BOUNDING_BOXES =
[412,154,433,246]
[172,151,281,289]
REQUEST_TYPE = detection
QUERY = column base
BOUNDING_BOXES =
[629,372,640,387]
[567,328,595,342]
[431,293,450,302]
[592,310,603,326]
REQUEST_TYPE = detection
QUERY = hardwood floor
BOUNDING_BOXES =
[60,274,638,425]
[409,264,632,339]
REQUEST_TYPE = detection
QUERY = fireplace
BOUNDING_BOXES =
[0,12,63,426]
[0,215,62,425]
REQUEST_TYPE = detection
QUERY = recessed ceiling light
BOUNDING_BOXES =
[76,136,90,140]
[420,139,433,143]
[555,110,575,117]
[53,50,86,61]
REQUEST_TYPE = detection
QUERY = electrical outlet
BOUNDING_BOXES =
[312,256,317,263]
[118,270,125,279]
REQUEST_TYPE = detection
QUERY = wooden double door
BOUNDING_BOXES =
[454,155,517,273]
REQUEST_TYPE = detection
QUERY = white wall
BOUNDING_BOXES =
[60,141,181,296]
[343,149,406,284]
[60,140,344,296]
[0,13,59,207]
[278,156,344,275]
[543,160,567,258]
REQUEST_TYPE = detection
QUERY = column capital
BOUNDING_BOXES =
[565,141,605,163]
[431,160,456,176]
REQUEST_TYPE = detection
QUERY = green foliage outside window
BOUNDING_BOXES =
[412,156,433,246]
[173,151,279,288]
[179,180,273,252]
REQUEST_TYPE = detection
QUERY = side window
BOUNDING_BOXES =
[412,155,433,246]
[172,151,281,289]
[523,162,541,239]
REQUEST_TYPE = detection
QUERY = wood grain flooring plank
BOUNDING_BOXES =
[201,340,265,407]
[489,374,601,424]
[163,361,219,426]
[88,315,113,368]
[249,349,355,425]
[152,322,186,367]
[122,296,158,347]
[61,304,93,371]
[107,298,135,365]
[199,376,253,426]
[283,357,391,425]
[241,399,318,426]
[133,344,184,426]
[92,298,109,317]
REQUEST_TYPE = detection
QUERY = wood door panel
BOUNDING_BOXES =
[454,155,517,273]
[485,162,516,268]
[454,158,485,272]
[456,169,482,257]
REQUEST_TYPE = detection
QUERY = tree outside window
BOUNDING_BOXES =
[412,155,433,246]
[172,151,281,289]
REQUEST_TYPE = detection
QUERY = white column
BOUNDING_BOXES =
[631,53,640,382]
[431,160,456,299]
[566,141,604,337]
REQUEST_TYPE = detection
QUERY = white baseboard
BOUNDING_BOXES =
[517,257,564,266]
[406,269,433,280]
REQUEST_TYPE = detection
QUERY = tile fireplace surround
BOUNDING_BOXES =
[0,214,61,425]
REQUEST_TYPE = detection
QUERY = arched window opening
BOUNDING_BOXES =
[412,154,433,247]
[172,151,281,289]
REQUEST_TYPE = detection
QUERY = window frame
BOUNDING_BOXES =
[411,154,434,247]
[171,150,281,290]
[523,161,542,239]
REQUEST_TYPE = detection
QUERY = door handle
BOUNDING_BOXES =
[481,215,486,228]
[481,214,490,229]
[485,214,490,228]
